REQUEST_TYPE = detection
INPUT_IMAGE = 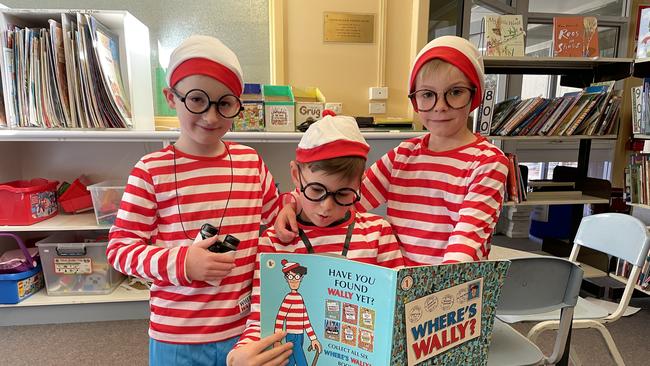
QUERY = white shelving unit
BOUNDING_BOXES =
[0,126,423,324]
[0,212,107,232]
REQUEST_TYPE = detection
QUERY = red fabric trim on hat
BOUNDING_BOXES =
[283,263,300,273]
[409,46,482,111]
[295,140,370,163]
[170,58,243,96]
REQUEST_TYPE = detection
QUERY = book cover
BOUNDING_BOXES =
[260,253,509,366]
[553,16,598,57]
[483,15,525,57]
[637,7,650,59]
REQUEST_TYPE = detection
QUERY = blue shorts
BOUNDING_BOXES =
[149,336,239,366]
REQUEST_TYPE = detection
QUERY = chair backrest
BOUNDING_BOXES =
[573,213,650,267]
[497,257,584,316]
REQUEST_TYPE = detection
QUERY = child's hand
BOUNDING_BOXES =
[227,332,293,366]
[186,236,236,282]
[275,204,298,243]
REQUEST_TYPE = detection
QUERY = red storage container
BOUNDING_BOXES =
[59,177,93,214]
[0,179,59,225]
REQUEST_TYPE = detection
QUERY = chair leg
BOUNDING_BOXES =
[569,348,582,366]
[527,320,559,343]
[591,322,625,366]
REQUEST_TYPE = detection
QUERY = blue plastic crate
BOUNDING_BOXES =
[0,264,44,304]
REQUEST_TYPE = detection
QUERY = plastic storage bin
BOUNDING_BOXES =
[87,180,125,226]
[36,232,125,295]
[0,233,44,304]
[0,178,58,225]
[59,176,93,214]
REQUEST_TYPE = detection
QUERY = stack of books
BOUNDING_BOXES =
[488,83,620,137]
[497,206,533,238]
[1,13,132,129]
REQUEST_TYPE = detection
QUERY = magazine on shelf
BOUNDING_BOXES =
[260,253,510,366]
[0,11,133,129]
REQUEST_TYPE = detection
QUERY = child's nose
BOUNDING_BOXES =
[203,104,222,122]
[432,94,449,111]
[320,195,337,210]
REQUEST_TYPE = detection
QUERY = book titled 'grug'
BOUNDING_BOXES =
[260,253,510,366]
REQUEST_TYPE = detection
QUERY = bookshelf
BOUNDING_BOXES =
[0,278,149,326]
[484,56,633,87]
[483,56,630,207]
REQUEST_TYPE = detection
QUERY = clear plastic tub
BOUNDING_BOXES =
[87,180,125,226]
[36,232,124,295]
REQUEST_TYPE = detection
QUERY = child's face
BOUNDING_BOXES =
[164,75,237,153]
[291,163,360,227]
[414,63,474,139]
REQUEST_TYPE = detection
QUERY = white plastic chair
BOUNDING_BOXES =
[500,213,650,366]
[488,256,584,366]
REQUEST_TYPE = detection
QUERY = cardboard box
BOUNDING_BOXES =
[293,87,325,129]
[233,83,265,131]
[263,85,294,132]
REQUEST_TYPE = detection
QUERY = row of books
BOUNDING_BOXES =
[624,153,650,205]
[487,83,621,137]
[504,153,528,204]
[613,256,650,291]
[631,79,650,135]
[0,12,132,129]
[481,15,598,57]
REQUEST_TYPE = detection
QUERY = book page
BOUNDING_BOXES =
[260,253,397,366]
[405,279,483,365]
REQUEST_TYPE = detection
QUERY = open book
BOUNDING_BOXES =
[260,253,510,366]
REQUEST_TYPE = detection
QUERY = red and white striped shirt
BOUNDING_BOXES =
[359,133,508,265]
[107,142,280,344]
[235,211,404,347]
[275,292,316,339]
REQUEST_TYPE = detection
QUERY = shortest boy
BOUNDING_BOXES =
[227,114,405,366]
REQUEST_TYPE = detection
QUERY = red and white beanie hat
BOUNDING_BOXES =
[295,114,370,163]
[281,259,300,273]
[166,35,244,96]
[409,35,485,111]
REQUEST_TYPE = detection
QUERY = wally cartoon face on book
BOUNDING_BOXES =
[260,253,509,366]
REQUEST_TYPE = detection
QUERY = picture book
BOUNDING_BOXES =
[482,15,525,57]
[637,7,650,59]
[260,253,510,366]
[553,16,599,57]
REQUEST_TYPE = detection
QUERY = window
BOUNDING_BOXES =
[529,0,626,17]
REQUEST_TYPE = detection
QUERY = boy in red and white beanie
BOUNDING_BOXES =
[276,36,509,267]
[228,114,404,365]
[107,35,287,366]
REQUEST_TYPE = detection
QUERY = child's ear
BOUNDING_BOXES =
[289,161,300,188]
[162,88,177,109]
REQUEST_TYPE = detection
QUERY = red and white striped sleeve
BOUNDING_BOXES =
[442,152,509,263]
[234,234,276,347]
[259,158,280,226]
[375,220,405,269]
[357,147,397,212]
[107,160,190,286]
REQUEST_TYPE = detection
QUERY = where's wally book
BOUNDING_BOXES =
[260,253,510,366]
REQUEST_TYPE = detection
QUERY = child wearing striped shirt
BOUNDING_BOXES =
[106,35,290,366]
[277,36,509,266]
[227,114,405,366]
